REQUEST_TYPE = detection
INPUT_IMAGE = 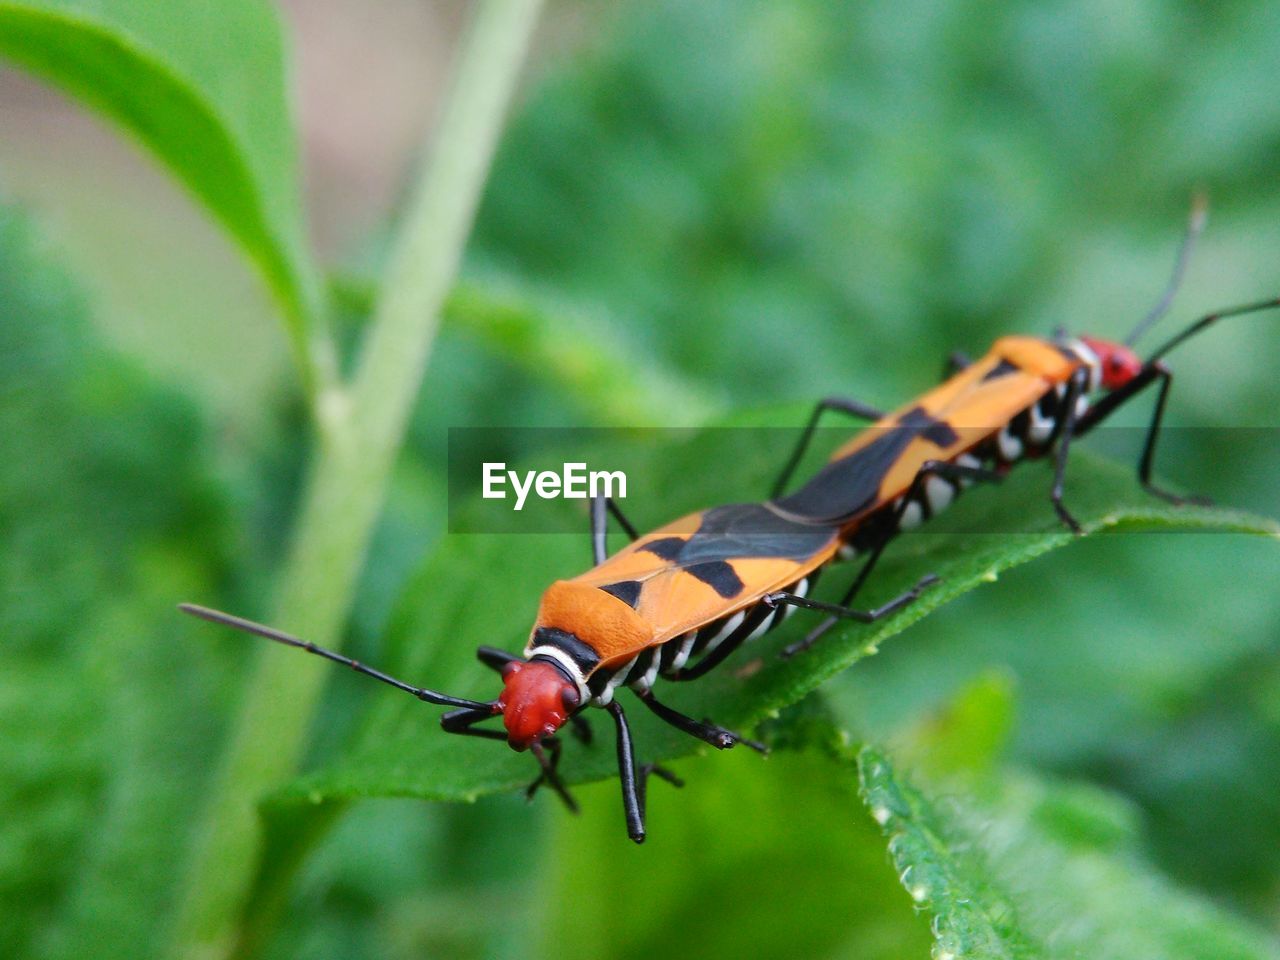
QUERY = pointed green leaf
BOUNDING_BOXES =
[858,747,1280,960]
[0,0,324,372]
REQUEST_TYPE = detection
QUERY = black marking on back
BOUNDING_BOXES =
[901,406,960,448]
[529,626,601,672]
[598,580,642,608]
[681,503,837,562]
[685,560,744,599]
[776,406,956,523]
[635,504,837,570]
[981,359,1020,382]
[641,536,685,561]
[1052,343,1080,363]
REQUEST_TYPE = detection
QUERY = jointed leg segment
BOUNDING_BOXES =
[772,395,887,499]
[636,689,766,753]
[591,493,639,565]
[778,458,998,656]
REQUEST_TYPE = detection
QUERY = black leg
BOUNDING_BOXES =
[767,572,938,647]
[662,618,756,682]
[440,706,505,738]
[782,458,999,657]
[944,350,973,377]
[635,690,767,753]
[636,763,683,826]
[1073,362,1161,435]
[568,713,593,746]
[591,494,639,565]
[441,708,579,812]
[590,495,609,566]
[1074,362,1212,508]
[607,701,646,842]
[784,538,893,657]
[608,497,640,540]
[1136,367,1211,506]
[1051,368,1090,534]
[772,395,887,499]
[528,738,579,813]
[476,645,521,672]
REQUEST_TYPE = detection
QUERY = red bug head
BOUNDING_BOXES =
[1080,336,1144,390]
[497,659,580,750]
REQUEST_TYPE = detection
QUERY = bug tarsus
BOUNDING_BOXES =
[774,572,941,658]
[641,763,683,790]
[635,689,767,754]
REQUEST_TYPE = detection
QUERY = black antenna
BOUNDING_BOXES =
[179,603,493,711]
[1146,296,1280,366]
[1125,192,1209,347]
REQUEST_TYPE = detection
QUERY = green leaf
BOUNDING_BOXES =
[858,747,1280,960]
[889,668,1018,779]
[0,0,325,374]
[542,746,930,960]
[271,428,1278,810]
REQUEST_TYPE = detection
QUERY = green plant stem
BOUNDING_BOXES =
[166,3,543,958]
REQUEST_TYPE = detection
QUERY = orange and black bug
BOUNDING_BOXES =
[183,213,1279,843]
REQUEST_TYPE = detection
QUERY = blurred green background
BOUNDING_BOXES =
[2,1,1279,958]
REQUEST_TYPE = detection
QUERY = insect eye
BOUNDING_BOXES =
[561,685,581,711]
